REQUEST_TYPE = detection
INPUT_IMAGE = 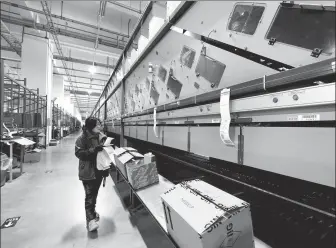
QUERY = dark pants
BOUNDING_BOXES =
[82,175,103,222]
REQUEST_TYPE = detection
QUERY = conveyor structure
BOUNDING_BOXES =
[91,2,336,248]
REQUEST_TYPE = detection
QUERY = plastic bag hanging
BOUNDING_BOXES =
[219,88,235,147]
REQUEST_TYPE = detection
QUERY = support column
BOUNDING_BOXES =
[63,91,72,113]
[21,34,53,144]
[52,75,64,106]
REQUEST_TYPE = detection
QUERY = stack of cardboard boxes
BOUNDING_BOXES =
[114,148,159,190]
[160,180,255,248]
[112,145,255,248]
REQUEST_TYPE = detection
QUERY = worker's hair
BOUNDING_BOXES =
[83,117,101,132]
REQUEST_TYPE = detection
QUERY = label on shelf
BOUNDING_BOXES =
[212,119,220,123]
[288,114,320,122]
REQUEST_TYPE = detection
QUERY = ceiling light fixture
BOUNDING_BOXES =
[89,65,96,74]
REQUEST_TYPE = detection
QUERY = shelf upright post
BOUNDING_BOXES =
[21,78,27,175]
[23,79,27,126]
[56,104,59,128]
[45,95,47,147]
[37,88,40,124]
[0,59,4,136]
[29,91,32,113]
[10,80,13,112]
[17,84,20,113]
[120,79,125,147]
[34,90,37,114]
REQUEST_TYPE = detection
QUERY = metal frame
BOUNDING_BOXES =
[1,14,125,51]
[53,55,114,69]
[91,1,196,117]
[40,1,81,112]
[0,21,22,56]
[1,1,130,38]
[123,83,335,123]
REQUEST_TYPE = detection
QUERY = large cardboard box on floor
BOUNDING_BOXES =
[126,152,159,190]
[114,148,144,178]
[24,149,41,163]
[160,179,255,248]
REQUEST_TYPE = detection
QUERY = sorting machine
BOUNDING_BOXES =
[97,1,335,247]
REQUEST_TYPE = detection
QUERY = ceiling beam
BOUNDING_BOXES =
[52,40,120,59]
[1,57,20,62]
[7,64,112,77]
[1,46,15,52]
[0,21,21,56]
[67,90,100,97]
[54,72,107,82]
[71,99,100,101]
[63,80,104,87]
[54,66,110,76]
[1,14,125,50]
[53,55,114,69]
[1,1,130,39]
[71,101,98,103]
[107,1,142,17]
[71,95,100,98]
[65,85,102,90]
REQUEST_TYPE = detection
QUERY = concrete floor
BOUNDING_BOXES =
[1,132,167,248]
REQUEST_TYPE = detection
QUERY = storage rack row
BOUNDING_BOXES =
[1,59,48,179]
[52,103,80,139]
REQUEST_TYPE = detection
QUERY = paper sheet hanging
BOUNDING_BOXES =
[220,88,235,147]
[153,107,158,138]
[103,137,114,146]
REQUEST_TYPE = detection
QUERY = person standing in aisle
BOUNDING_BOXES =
[74,117,109,232]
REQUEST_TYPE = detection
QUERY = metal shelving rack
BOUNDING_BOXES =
[52,102,79,139]
[1,62,48,147]
[1,59,48,178]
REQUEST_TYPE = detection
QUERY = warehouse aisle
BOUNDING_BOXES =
[0,133,147,248]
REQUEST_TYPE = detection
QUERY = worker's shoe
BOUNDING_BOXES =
[95,211,100,222]
[87,220,99,232]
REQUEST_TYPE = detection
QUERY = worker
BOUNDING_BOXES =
[74,117,109,232]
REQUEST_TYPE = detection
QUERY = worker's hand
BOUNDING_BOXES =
[102,169,110,178]
[94,145,104,152]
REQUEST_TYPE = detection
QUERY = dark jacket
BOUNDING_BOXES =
[75,130,107,181]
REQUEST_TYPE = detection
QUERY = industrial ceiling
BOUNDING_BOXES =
[1,0,148,116]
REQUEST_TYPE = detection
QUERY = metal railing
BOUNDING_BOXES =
[3,74,47,129]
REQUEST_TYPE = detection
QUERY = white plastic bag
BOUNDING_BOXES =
[96,146,115,171]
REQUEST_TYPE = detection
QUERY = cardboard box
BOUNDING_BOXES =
[126,159,159,190]
[24,149,41,163]
[161,179,255,248]
[114,148,144,178]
